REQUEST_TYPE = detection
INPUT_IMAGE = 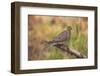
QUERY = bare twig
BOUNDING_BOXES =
[54,44,86,58]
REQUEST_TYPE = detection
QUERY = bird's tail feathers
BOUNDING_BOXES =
[41,40,57,46]
[41,40,54,45]
[47,41,54,44]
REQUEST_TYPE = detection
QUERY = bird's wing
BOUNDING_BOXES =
[52,30,68,42]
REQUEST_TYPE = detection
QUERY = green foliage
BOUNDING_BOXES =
[46,47,64,59]
[69,24,88,57]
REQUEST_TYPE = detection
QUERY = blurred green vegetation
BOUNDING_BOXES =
[28,16,88,60]
[69,24,88,57]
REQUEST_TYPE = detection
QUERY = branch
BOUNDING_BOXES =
[54,44,86,58]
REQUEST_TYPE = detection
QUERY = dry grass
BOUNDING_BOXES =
[28,15,88,60]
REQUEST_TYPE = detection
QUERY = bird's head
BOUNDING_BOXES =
[67,26,72,31]
[63,26,72,32]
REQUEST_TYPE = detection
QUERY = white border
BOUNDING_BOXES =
[20,6,95,70]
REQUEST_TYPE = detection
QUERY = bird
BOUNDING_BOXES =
[47,26,72,45]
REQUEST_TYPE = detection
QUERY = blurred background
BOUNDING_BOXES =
[28,15,88,60]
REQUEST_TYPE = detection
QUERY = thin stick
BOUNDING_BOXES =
[54,44,86,58]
